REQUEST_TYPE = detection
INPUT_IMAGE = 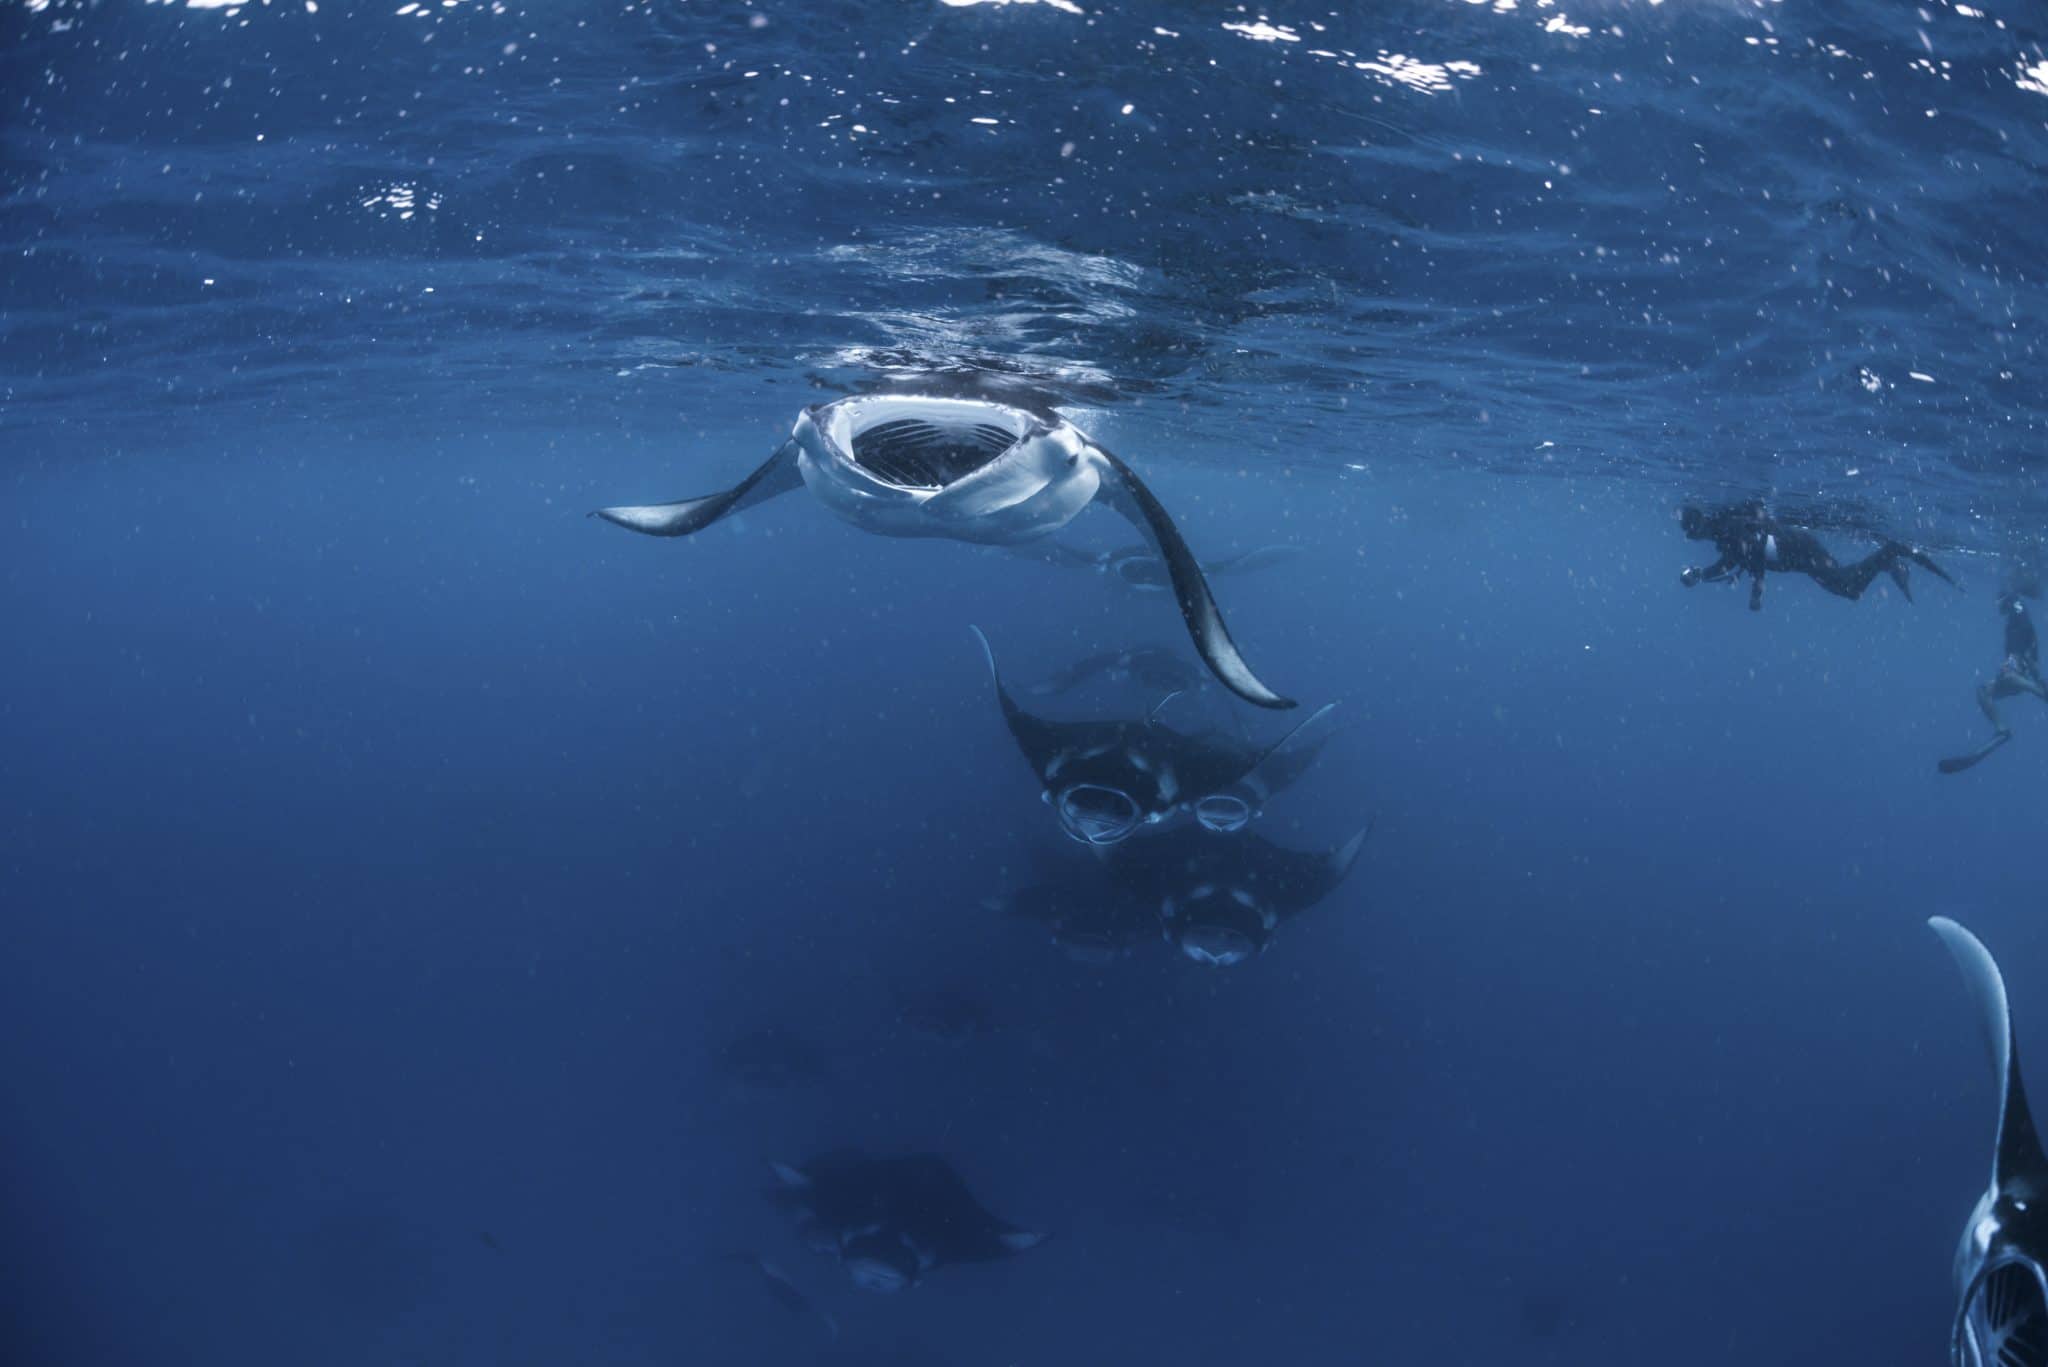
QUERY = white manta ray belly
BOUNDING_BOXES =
[794,395,1103,545]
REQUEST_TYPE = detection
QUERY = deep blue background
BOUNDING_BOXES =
[5,1,2048,1364]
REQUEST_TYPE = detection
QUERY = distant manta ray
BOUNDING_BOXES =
[591,392,1293,709]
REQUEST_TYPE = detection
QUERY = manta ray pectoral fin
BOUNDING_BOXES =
[769,1161,811,1190]
[592,440,802,538]
[1094,449,1295,711]
[967,624,1022,727]
[968,625,1063,768]
[1327,817,1377,885]
[1930,917,2048,1193]
[999,1230,1046,1252]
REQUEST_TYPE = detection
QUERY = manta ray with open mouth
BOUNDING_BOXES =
[1930,916,2048,1367]
[592,392,1293,709]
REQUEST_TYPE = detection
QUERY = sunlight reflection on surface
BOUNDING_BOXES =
[939,0,1084,15]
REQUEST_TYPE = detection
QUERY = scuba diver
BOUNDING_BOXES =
[1938,586,2047,774]
[1676,500,1954,611]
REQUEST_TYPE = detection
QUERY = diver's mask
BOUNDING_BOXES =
[1161,885,1277,967]
[1191,793,1253,834]
[1049,783,1149,846]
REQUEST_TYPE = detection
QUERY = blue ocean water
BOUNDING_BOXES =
[5,0,2048,1363]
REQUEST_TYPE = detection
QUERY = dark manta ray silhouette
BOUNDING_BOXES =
[768,1152,1045,1292]
[1928,917,2048,1367]
[591,390,1292,708]
[1114,821,1376,967]
[970,626,1337,846]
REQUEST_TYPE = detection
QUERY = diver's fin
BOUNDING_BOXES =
[1938,731,2012,775]
[1887,557,1915,603]
[769,1161,811,1190]
[1236,702,1340,804]
[592,440,802,537]
[1094,448,1295,710]
[1907,545,1959,588]
[1929,917,2048,1194]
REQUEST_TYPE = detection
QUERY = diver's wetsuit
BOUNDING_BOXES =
[1678,503,1954,611]
[1938,595,2047,774]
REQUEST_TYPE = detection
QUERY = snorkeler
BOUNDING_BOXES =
[1677,501,1955,611]
[1938,590,2048,775]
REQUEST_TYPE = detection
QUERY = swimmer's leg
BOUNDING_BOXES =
[1941,680,2017,775]
[1811,552,1883,601]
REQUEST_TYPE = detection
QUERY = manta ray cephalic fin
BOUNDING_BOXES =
[1930,917,2048,1195]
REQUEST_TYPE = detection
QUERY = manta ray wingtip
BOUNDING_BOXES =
[967,624,999,681]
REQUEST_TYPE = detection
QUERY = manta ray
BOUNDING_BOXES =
[1929,916,2048,1367]
[592,392,1293,709]
[970,626,1336,845]
[768,1151,1044,1292]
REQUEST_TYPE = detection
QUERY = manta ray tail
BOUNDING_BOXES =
[1930,917,2048,1194]
[592,440,803,537]
[1093,449,1295,711]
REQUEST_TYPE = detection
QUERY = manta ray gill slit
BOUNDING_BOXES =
[848,415,1023,490]
[1977,1262,2048,1367]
